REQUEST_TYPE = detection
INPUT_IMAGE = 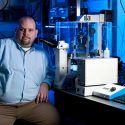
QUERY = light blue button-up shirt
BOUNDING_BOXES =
[0,38,55,104]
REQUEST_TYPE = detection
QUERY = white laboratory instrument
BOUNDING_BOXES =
[77,58,118,86]
[54,40,69,89]
[75,58,118,96]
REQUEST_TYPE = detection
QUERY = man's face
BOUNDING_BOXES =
[16,18,38,48]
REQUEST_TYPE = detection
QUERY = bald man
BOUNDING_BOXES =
[0,16,60,125]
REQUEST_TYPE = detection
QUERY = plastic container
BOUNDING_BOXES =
[104,48,110,58]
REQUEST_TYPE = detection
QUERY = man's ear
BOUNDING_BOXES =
[35,29,38,38]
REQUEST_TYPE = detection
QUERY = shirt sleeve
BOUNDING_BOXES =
[0,39,3,60]
[0,39,5,62]
[42,50,55,88]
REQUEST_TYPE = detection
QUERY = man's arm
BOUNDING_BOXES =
[36,50,55,103]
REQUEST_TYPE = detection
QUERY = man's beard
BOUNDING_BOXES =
[21,38,31,47]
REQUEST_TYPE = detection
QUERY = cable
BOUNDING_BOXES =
[31,2,41,17]
[0,0,9,10]
[0,31,14,38]
[39,38,58,48]
[120,0,125,14]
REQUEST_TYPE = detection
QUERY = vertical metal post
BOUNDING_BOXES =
[77,0,81,17]
[112,0,117,56]
[97,22,103,55]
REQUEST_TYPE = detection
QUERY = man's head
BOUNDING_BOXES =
[16,16,38,48]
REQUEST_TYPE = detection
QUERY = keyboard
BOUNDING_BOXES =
[113,94,125,104]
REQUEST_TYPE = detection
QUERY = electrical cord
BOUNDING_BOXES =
[0,0,9,10]
[0,31,14,39]
[120,0,125,14]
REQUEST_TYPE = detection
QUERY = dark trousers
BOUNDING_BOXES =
[0,101,60,125]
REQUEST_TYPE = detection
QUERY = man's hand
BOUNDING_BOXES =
[36,83,49,103]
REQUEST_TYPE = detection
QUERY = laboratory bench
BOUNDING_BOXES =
[54,88,125,125]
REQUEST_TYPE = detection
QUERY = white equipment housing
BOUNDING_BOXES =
[77,58,118,86]
[75,58,118,96]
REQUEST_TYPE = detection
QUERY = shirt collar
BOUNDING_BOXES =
[13,38,35,52]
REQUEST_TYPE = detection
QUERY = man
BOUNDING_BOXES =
[0,16,60,125]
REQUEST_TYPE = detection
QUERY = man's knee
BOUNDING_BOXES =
[39,103,60,125]
[45,108,60,125]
